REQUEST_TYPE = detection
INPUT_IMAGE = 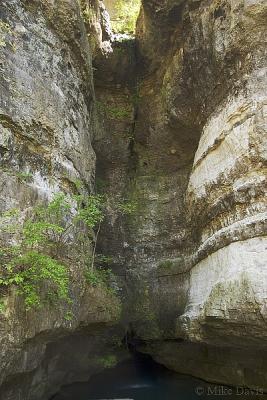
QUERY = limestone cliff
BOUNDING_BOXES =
[136,0,267,389]
[94,0,267,390]
[0,1,122,399]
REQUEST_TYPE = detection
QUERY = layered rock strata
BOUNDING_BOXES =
[0,1,122,399]
[132,0,267,389]
[93,0,267,390]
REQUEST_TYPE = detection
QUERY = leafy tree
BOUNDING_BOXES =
[112,0,141,34]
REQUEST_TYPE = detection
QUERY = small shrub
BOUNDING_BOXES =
[96,101,106,114]
[64,310,74,321]
[95,254,113,265]
[0,192,105,310]
[131,90,141,106]
[117,199,138,215]
[2,208,20,218]
[74,194,105,230]
[2,251,69,310]
[98,354,117,368]
[84,268,103,287]
[73,178,84,191]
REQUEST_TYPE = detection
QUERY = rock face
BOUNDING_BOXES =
[0,0,266,397]
[94,0,267,391]
[132,0,267,390]
[0,1,122,399]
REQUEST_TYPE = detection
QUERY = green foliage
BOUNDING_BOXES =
[107,105,132,120]
[117,199,137,215]
[112,0,141,34]
[95,254,113,265]
[64,310,74,321]
[2,208,20,218]
[158,258,182,272]
[131,90,142,106]
[84,268,103,287]
[84,266,114,289]
[16,171,33,183]
[0,299,6,315]
[84,253,115,291]
[22,192,72,252]
[73,178,84,191]
[0,194,73,309]
[96,101,132,121]
[79,0,96,26]
[1,251,69,309]
[0,192,106,310]
[82,5,94,24]
[0,21,11,48]
[0,182,137,311]
[23,221,64,247]
[98,354,117,368]
[75,194,105,229]
[96,101,106,114]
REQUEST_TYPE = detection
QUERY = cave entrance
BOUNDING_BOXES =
[104,0,141,36]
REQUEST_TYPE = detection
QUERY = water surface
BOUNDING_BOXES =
[52,353,266,400]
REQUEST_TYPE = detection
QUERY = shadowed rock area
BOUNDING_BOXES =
[94,0,267,391]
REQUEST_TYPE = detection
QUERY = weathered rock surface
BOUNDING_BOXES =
[94,0,267,390]
[0,1,123,399]
[131,0,267,389]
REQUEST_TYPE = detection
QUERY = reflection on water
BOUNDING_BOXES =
[52,353,267,400]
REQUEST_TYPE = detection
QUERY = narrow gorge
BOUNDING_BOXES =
[0,0,266,399]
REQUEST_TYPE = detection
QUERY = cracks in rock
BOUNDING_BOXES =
[156,214,267,281]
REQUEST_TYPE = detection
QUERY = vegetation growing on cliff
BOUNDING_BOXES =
[0,192,104,310]
[0,20,11,47]
[0,20,17,51]
[96,101,133,121]
[112,0,141,34]
[97,354,117,368]
[0,184,137,311]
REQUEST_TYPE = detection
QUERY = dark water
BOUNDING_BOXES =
[52,353,266,400]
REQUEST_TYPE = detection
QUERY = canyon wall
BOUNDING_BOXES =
[133,0,267,389]
[94,0,267,390]
[0,1,123,399]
